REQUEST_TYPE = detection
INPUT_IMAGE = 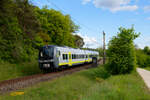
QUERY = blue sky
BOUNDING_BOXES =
[31,0,150,49]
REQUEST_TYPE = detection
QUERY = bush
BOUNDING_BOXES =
[106,26,140,75]
[136,49,150,68]
[93,66,111,79]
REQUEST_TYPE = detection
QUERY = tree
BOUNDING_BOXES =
[143,46,150,55]
[15,0,41,39]
[0,1,80,62]
[97,47,103,57]
[35,7,79,47]
[0,0,23,62]
[106,26,140,74]
[136,49,150,68]
[74,35,84,48]
[0,0,40,62]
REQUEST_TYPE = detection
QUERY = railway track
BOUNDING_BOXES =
[0,60,103,94]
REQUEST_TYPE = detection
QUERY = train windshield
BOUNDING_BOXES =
[39,46,54,59]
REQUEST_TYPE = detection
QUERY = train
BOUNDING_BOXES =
[38,45,99,71]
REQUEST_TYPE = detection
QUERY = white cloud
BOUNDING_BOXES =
[75,33,100,48]
[82,0,138,12]
[110,5,138,12]
[144,6,150,12]
[82,0,91,4]
[147,17,150,20]
[135,35,150,49]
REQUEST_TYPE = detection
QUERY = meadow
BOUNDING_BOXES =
[0,66,150,100]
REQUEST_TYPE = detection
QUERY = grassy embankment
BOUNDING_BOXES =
[0,61,41,81]
[0,66,150,100]
[144,67,150,71]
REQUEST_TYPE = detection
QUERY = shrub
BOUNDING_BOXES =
[93,66,111,79]
[136,49,150,68]
[106,26,140,75]
[143,46,150,55]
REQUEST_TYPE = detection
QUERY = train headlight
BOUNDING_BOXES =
[47,64,50,67]
[43,64,50,68]
[40,52,43,57]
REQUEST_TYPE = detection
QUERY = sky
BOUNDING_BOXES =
[31,0,150,49]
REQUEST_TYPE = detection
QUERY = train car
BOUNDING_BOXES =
[38,45,99,71]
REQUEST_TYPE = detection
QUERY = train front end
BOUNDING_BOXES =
[38,46,55,71]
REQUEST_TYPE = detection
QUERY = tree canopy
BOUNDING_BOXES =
[0,0,83,62]
[106,26,140,74]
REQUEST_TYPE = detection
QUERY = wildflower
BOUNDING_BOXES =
[10,91,24,96]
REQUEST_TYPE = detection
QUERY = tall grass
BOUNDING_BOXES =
[0,60,41,81]
[1,66,150,100]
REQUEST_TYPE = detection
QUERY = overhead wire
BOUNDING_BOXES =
[46,0,99,34]
[46,0,102,48]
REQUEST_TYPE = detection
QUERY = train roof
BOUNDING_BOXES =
[42,45,98,53]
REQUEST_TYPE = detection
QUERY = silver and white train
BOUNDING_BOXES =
[38,45,99,71]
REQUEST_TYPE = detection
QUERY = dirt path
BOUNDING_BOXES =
[137,68,150,89]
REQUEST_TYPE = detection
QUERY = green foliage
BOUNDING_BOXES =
[1,67,150,100]
[0,0,79,62]
[97,47,103,57]
[33,35,44,49]
[92,67,111,79]
[0,60,41,81]
[0,0,23,62]
[15,0,41,39]
[136,49,150,68]
[80,66,110,80]
[143,46,150,55]
[74,35,84,48]
[107,26,140,75]
[35,7,79,48]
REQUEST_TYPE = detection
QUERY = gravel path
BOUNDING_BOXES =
[137,68,150,89]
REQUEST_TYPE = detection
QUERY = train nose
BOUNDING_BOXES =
[43,64,50,68]
[38,59,54,63]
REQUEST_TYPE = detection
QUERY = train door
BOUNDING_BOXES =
[68,52,72,66]
[88,54,90,62]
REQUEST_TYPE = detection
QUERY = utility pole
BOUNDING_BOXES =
[103,31,106,64]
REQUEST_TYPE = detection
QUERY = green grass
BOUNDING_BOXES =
[145,67,150,71]
[0,61,41,81]
[0,66,150,100]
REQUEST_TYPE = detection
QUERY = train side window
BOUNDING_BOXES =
[86,55,88,58]
[73,54,75,59]
[90,55,92,58]
[75,54,77,59]
[62,54,68,60]
[66,54,68,60]
[63,54,65,60]
[59,51,61,56]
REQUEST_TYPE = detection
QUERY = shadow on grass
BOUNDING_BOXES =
[16,61,42,76]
